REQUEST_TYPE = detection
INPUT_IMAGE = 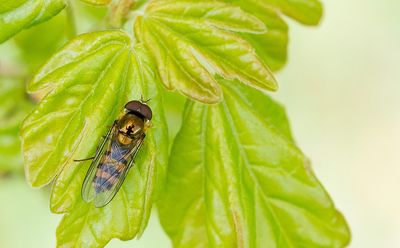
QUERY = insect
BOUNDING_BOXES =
[76,100,152,208]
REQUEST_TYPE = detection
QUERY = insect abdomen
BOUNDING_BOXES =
[93,143,129,193]
[93,163,122,193]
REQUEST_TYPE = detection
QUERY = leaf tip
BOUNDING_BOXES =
[297,0,324,25]
[269,78,279,92]
[183,85,223,104]
[253,73,279,93]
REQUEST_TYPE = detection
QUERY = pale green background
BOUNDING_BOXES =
[1,0,399,247]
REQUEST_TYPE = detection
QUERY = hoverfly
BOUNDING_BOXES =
[75,100,152,208]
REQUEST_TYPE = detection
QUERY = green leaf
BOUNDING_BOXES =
[135,0,278,104]
[159,79,350,247]
[80,0,111,5]
[28,30,127,94]
[22,30,130,186]
[21,30,168,246]
[229,0,323,27]
[263,0,323,25]
[229,1,289,71]
[224,0,322,71]
[0,78,33,174]
[0,0,65,43]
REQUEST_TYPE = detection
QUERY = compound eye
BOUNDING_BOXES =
[140,104,153,120]
[125,100,142,112]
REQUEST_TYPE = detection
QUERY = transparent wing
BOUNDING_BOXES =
[81,122,116,203]
[92,134,145,207]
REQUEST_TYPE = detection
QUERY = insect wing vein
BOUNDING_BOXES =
[81,123,116,203]
[93,134,145,207]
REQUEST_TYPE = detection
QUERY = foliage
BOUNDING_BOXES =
[160,79,350,247]
[21,31,168,246]
[0,0,65,43]
[134,0,277,103]
[0,0,351,247]
[13,11,69,72]
[0,78,33,174]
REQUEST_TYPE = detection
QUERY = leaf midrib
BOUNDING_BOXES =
[220,100,295,248]
[221,85,333,222]
[149,12,264,34]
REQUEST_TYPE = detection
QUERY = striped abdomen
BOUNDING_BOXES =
[93,141,129,193]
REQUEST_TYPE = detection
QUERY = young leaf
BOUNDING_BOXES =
[80,0,111,5]
[222,0,322,71]
[228,0,289,71]
[0,0,65,43]
[0,78,33,174]
[159,79,350,247]
[262,0,323,25]
[22,30,131,186]
[134,0,278,104]
[56,59,168,246]
[21,31,168,246]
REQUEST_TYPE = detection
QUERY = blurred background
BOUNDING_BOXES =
[0,0,399,247]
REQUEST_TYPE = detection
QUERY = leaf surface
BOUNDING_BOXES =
[0,0,65,43]
[263,0,323,25]
[225,0,322,71]
[80,0,111,5]
[21,30,168,247]
[160,79,350,248]
[135,0,278,103]
[229,0,289,71]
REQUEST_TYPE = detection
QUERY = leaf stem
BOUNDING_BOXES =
[108,0,134,28]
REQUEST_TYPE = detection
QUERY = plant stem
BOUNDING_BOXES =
[108,0,134,28]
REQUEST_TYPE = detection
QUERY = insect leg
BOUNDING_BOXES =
[73,121,117,163]
[73,136,106,162]
[73,157,95,162]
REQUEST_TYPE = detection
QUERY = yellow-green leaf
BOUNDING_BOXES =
[21,30,168,246]
[159,78,350,247]
[135,0,277,104]
[0,0,65,43]
[230,1,289,71]
[224,0,322,71]
[80,0,111,6]
[264,0,323,25]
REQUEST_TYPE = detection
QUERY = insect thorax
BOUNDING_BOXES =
[117,113,144,146]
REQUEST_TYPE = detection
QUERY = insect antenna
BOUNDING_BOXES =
[140,94,151,103]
